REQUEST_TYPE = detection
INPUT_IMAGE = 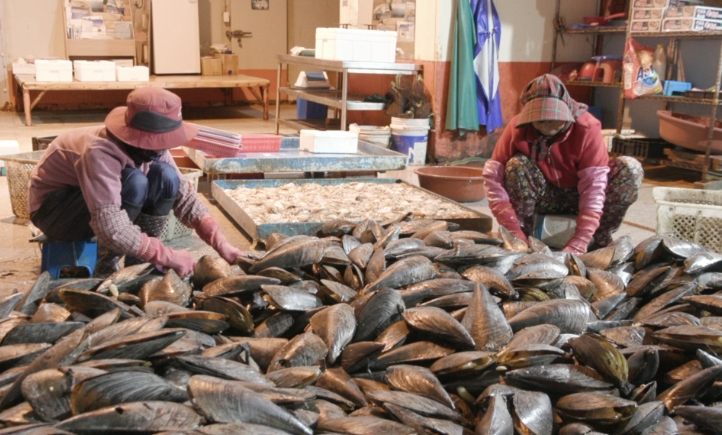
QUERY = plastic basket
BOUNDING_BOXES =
[3,151,45,219]
[239,134,283,152]
[610,137,671,160]
[185,137,241,157]
[653,186,722,253]
[32,136,57,151]
[160,167,204,241]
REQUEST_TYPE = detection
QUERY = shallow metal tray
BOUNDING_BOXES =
[212,178,492,241]
[184,137,407,175]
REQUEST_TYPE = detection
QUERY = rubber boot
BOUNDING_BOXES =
[94,245,122,278]
[124,212,169,267]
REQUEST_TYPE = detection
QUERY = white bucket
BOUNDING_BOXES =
[390,117,430,165]
[350,124,392,148]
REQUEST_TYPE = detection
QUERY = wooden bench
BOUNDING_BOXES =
[13,74,270,126]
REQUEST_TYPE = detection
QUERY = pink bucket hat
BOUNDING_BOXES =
[516,74,588,127]
[105,87,198,151]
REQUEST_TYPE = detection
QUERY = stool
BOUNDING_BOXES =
[40,240,98,279]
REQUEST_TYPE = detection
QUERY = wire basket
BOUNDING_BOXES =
[653,186,722,253]
[3,151,45,219]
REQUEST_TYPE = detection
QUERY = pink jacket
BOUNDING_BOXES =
[483,112,609,217]
[29,125,207,257]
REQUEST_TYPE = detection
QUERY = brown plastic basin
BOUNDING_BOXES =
[414,166,486,203]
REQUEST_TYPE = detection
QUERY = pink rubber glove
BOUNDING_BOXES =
[195,214,248,264]
[494,202,528,243]
[563,210,602,255]
[141,237,196,277]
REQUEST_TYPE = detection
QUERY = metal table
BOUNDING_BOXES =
[183,137,408,178]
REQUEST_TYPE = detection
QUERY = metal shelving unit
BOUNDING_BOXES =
[551,0,626,116]
[616,11,722,181]
[274,55,422,133]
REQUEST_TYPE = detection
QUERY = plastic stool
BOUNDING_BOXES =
[40,240,98,279]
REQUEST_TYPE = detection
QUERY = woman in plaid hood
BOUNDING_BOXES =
[482,74,643,254]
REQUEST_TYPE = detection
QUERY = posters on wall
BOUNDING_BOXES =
[372,0,415,59]
[65,0,133,39]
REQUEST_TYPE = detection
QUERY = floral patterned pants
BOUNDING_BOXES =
[503,154,644,248]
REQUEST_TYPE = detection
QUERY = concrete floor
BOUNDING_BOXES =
[0,102,703,297]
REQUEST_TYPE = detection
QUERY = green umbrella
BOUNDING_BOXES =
[445,0,480,132]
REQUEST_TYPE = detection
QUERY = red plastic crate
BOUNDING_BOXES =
[184,136,241,157]
[239,134,283,152]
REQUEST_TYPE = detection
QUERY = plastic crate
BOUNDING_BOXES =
[610,137,671,160]
[653,186,722,253]
[3,151,45,219]
[184,136,241,157]
[239,134,283,152]
[159,167,204,241]
[32,136,57,151]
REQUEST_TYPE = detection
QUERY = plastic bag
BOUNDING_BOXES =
[623,37,663,100]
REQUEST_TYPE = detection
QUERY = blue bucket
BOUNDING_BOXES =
[390,118,430,165]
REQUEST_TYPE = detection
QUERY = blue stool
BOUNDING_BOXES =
[40,240,98,279]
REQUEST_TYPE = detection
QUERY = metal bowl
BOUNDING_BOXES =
[414,166,486,203]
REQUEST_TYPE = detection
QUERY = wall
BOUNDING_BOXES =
[0,0,338,110]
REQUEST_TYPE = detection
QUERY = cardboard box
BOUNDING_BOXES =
[695,18,722,29]
[214,53,238,75]
[116,65,149,81]
[315,28,397,62]
[662,17,722,30]
[201,57,223,76]
[633,0,668,8]
[632,8,666,20]
[694,5,722,20]
[665,5,697,17]
[300,130,358,154]
[73,60,116,82]
[668,0,702,6]
[630,19,663,31]
[35,59,73,82]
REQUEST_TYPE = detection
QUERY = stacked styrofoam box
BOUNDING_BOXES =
[35,59,73,82]
[315,28,397,63]
[116,65,150,82]
[300,130,358,154]
[74,60,116,82]
[11,60,35,75]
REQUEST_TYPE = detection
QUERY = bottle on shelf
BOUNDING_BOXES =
[653,44,666,83]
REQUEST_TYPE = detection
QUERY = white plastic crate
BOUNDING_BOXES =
[74,60,116,82]
[35,59,72,82]
[116,65,150,82]
[315,28,397,62]
[653,186,722,253]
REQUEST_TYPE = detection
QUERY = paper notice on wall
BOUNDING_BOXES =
[81,16,107,38]
[397,21,414,42]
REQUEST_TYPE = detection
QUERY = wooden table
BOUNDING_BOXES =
[13,74,270,126]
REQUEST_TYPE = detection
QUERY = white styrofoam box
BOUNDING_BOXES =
[112,59,135,68]
[74,60,116,82]
[11,62,35,75]
[300,129,358,154]
[116,66,150,82]
[35,59,73,82]
[339,0,373,26]
[315,28,397,62]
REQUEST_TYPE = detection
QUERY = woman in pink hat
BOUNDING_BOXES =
[482,74,643,255]
[29,87,247,277]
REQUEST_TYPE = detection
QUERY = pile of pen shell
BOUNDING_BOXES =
[0,215,721,434]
